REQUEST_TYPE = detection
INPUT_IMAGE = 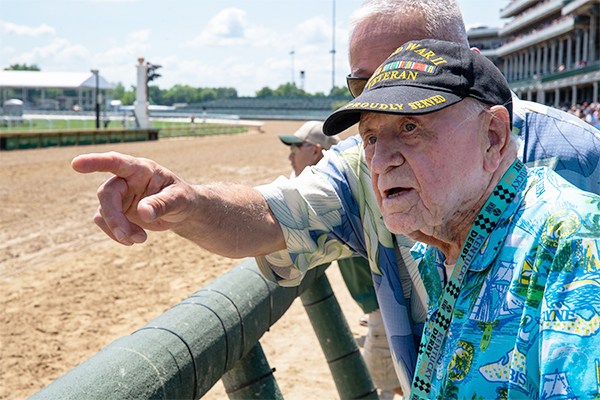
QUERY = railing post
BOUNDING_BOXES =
[222,342,283,400]
[301,273,379,400]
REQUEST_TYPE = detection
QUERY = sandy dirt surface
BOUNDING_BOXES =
[0,121,375,400]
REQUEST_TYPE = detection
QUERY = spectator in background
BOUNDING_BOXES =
[278,121,399,399]
[102,112,110,129]
[278,121,339,179]
[190,113,195,133]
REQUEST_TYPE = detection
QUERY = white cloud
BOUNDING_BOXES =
[93,29,151,67]
[8,37,90,72]
[128,29,150,42]
[2,46,17,55]
[1,20,56,36]
[56,44,90,62]
[11,38,71,64]
[185,8,248,47]
[297,16,330,45]
[244,25,285,49]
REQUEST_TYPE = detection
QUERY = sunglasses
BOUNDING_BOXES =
[290,143,313,154]
[346,75,369,98]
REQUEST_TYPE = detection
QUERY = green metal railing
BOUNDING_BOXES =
[28,258,378,400]
[0,122,259,151]
[0,127,159,150]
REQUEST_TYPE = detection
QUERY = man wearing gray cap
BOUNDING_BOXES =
[278,121,340,179]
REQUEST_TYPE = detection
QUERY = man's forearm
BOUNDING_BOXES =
[172,183,287,258]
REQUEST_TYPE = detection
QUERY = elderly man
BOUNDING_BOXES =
[318,39,600,399]
[278,121,398,397]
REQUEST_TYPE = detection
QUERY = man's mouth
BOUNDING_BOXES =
[386,187,411,198]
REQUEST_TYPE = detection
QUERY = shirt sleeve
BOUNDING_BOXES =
[513,97,600,196]
[255,135,369,286]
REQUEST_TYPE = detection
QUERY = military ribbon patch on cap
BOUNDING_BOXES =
[366,61,437,90]
[374,60,437,76]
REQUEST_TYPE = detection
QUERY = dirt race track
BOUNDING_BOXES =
[0,120,371,400]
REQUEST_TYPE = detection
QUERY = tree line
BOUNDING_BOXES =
[113,83,239,106]
[114,82,351,106]
[4,63,351,105]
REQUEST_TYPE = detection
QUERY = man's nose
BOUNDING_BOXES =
[288,152,295,162]
[369,137,405,174]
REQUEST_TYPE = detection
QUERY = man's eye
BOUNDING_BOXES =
[367,136,377,145]
[405,123,416,131]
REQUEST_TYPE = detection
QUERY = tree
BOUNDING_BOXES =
[121,86,136,106]
[254,83,350,99]
[111,82,237,106]
[256,83,307,98]
[148,85,163,105]
[329,86,351,97]
[273,83,306,97]
[4,63,40,71]
[255,87,274,98]
[113,82,125,100]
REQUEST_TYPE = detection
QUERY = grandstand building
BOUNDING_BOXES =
[468,0,599,108]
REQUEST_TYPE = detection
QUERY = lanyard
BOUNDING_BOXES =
[410,159,528,400]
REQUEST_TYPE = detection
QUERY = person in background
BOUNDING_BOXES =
[278,121,339,179]
[278,121,399,398]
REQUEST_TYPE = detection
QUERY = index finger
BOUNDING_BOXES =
[71,151,148,179]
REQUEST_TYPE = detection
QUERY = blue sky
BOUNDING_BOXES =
[0,0,510,96]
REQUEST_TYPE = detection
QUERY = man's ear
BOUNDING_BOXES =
[483,105,511,173]
[312,144,325,163]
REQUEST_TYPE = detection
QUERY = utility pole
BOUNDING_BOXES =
[290,46,295,85]
[90,69,99,128]
[330,0,336,94]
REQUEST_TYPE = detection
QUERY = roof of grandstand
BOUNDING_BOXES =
[0,70,114,90]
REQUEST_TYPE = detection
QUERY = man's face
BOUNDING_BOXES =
[288,143,322,176]
[358,102,489,237]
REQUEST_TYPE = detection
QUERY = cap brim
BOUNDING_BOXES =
[323,85,464,136]
[278,135,304,145]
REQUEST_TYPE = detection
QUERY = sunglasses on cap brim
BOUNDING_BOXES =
[346,75,369,98]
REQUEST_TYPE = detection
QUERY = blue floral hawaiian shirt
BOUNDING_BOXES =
[410,167,600,399]
[255,97,600,396]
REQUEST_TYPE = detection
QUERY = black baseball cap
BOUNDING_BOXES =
[323,39,512,136]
